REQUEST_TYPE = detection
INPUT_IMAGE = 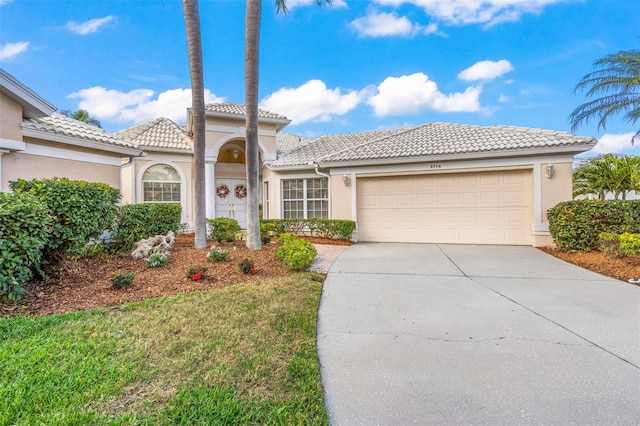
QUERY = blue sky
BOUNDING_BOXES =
[1,0,638,157]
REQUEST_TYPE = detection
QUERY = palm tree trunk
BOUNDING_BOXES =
[183,0,207,249]
[244,0,261,250]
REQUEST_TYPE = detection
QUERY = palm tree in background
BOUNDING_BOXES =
[573,154,640,200]
[183,0,207,249]
[569,49,640,145]
[60,109,102,128]
[244,0,331,250]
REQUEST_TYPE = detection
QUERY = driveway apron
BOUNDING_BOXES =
[317,243,640,425]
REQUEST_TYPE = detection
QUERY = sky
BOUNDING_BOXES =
[1,0,638,158]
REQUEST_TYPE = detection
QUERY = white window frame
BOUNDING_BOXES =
[281,177,329,220]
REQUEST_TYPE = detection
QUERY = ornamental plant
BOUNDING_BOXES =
[186,265,208,281]
[111,272,135,290]
[207,246,229,262]
[238,258,256,274]
[275,236,317,271]
[145,250,168,268]
[207,217,241,242]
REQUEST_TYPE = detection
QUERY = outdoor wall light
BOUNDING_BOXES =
[546,163,555,179]
[342,175,350,186]
[233,149,239,160]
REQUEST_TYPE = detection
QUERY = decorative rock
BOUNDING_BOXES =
[629,278,640,285]
[131,231,175,260]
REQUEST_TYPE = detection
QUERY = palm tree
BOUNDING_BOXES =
[183,0,207,249]
[569,49,640,144]
[244,0,331,250]
[60,109,102,128]
[573,154,640,200]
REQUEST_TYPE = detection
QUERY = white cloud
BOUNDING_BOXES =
[498,94,510,103]
[0,0,13,5]
[68,87,224,124]
[260,79,364,125]
[350,8,429,38]
[374,0,566,27]
[458,59,514,81]
[367,72,481,116]
[588,132,637,155]
[66,16,115,35]
[284,0,347,10]
[0,41,28,60]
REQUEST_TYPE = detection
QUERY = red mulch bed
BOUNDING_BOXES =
[539,247,640,284]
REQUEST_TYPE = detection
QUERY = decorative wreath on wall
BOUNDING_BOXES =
[216,184,230,199]
[235,184,247,199]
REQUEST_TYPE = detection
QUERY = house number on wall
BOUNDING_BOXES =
[429,164,442,169]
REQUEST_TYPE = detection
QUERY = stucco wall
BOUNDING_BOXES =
[204,115,278,159]
[540,162,573,223]
[0,92,23,141]
[2,151,120,190]
[330,171,353,220]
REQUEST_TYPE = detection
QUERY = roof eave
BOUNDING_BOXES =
[205,110,291,129]
[317,142,598,168]
[0,70,56,118]
[139,146,193,154]
[22,128,143,156]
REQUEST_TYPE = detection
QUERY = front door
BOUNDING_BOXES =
[215,178,248,228]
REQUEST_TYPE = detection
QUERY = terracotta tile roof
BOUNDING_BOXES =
[117,117,192,151]
[274,122,596,166]
[22,113,137,149]
[205,103,289,121]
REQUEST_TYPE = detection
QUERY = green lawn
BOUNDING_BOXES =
[0,273,329,425]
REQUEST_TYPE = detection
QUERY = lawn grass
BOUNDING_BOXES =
[0,273,329,425]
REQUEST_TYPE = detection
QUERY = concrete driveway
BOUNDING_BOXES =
[317,243,640,425]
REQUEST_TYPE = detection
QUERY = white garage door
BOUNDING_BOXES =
[357,170,533,245]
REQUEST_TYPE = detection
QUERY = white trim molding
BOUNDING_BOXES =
[136,160,188,224]
[0,138,26,151]
[19,142,123,166]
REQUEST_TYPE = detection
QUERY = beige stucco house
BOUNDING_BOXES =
[1,69,597,247]
[0,69,142,191]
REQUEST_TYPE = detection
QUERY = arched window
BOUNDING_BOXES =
[142,164,181,203]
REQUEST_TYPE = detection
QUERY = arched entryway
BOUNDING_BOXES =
[214,141,248,228]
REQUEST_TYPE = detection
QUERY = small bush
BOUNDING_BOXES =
[620,233,640,255]
[10,177,120,256]
[276,233,298,245]
[208,217,241,242]
[276,237,317,271]
[187,265,208,281]
[0,192,52,300]
[238,258,256,275]
[112,203,181,252]
[207,246,229,262]
[145,250,168,268]
[111,272,135,290]
[599,233,621,256]
[547,200,640,251]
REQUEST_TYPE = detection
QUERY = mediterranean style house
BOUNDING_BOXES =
[1,69,596,246]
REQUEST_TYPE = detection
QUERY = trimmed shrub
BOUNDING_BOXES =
[111,272,135,290]
[10,178,120,256]
[261,219,355,240]
[275,237,317,271]
[207,217,241,242]
[547,200,640,251]
[111,203,181,252]
[620,233,640,255]
[0,192,52,300]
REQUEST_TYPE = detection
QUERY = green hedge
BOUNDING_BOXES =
[10,178,120,256]
[0,192,52,300]
[111,203,182,252]
[547,200,640,251]
[261,219,355,241]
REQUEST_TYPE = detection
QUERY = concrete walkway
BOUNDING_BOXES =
[317,243,640,425]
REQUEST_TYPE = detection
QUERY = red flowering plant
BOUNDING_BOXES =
[238,258,257,275]
[186,265,208,281]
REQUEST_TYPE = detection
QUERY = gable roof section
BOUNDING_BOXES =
[117,117,193,152]
[0,68,56,119]
[273,122,597,168]
[22,113,141,155]
[273,128,406,166]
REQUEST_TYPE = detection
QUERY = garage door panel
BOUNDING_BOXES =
[357,170,532,245]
